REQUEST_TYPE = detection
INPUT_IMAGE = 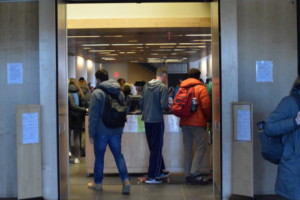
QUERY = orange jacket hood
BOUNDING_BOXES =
[180,78,203,88]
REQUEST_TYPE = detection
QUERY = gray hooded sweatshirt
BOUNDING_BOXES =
[140,79,169,123]
[88,79,125,138]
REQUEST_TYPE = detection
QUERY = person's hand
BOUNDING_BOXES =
[295,111,300,125]
[89,137,94,144]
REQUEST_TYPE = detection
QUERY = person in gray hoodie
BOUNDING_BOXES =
[87,69,130,194]
[140,67,170,184]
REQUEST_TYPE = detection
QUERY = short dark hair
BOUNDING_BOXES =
[188,68,201,79]
[95,69,108,82]
[156,67,168,77]
[79,77,85,82]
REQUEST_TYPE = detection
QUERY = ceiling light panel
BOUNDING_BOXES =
[145,43,177,46]
[82,44,110,47]
[68,35,101,38]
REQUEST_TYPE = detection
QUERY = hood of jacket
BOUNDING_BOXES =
[96,79,121,95]
[290,83,300,96]
[180,78,203,88]
[69,83,79,93]
[146,79,163,91]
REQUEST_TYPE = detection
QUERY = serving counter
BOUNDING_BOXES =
[85,114,184,175]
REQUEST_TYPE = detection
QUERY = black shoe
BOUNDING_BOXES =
[186,176,193,183]
[190,175,211,185]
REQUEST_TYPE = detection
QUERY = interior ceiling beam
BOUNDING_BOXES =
[68,18,211,29]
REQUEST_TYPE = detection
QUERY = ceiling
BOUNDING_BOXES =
[68,27,212,64]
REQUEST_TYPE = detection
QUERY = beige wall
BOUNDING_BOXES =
[128,63,155,84]
[0,2,39,197]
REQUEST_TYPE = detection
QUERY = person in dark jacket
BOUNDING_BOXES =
[79,80,91,106]
[68,78,88,164]
[140,67,170,184]
[87,69,130,194]
[265,77,300,200]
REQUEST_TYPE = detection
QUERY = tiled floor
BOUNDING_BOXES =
[68,158,216,200]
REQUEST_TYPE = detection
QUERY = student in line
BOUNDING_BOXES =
[140,67,170,184]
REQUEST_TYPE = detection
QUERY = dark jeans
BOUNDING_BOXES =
[145,122,166,179]
[93,134,129,184]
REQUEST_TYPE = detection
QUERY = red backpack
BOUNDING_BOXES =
[171,84,200,118]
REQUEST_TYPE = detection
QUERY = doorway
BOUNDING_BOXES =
[60,1,221,199]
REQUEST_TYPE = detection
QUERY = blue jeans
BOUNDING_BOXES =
[93,134,129,184]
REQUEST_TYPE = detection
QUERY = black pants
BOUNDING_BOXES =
[145,122,166,179]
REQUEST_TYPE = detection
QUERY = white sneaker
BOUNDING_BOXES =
[74,158,80,164]
[145,178,162,184]
[69,152,72,157]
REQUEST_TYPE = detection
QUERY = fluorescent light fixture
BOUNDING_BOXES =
[111,43,143,46]
[150,53,159,56]
[178,43,205,45]
[176,46,205,48]
[174,49,186,51]
[145,43,177,46]
[83,47,91,50]
[193,39,212,42]
[103,35,123,38]
[159,46,175,49]
[102,57,116,61]
[185,34,212,37]
[89,50,115,53]
[126,52,136,54]
[82,44,110,47]
[68,35,101,38]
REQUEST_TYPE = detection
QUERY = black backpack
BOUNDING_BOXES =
[258,95,300,164]
[102,90,127,128]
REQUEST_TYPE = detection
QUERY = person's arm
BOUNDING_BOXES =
[265,96,299,136]
[88,90,103,139]
[161,85,169,110]
[198,86,211,121]
[139,87,145,112]
[69,93,86,112]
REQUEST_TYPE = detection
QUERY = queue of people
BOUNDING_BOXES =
[68,67,212,195]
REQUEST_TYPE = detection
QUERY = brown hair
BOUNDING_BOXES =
[188,68,201,79]
[69,78,84,97]
[156,67,168,77]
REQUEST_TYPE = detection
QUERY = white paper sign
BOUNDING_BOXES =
[256,61,273,82]
[7,63,23,84]
[164,115,180,133]
[236,110,251,141]
[22,113,39,144]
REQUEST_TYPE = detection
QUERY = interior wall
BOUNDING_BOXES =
[237,0,297,194]
[39,0,59,198]
[0,2,39,197]
[127,63,156,84]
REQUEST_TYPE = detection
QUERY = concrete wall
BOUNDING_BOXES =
[0,2,39,197]
[236,0,297,194]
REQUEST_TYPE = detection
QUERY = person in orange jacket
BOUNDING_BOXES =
[179,68,211,184]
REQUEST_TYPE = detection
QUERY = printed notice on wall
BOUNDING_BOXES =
[22,112,39,144]
[7,63,23,84]
[256,61,273,82]
[236,110,251,141]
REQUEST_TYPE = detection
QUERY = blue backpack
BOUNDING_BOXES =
[258,95,300,164]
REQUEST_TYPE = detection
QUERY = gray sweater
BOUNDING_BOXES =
[140,79,169,123]
[88,79,125,138]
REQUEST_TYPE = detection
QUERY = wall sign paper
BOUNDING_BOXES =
[256,60,273,82]
[22,112,39,144]
[7,63,23,84]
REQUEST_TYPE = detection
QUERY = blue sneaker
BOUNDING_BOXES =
[145,177,162,184]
